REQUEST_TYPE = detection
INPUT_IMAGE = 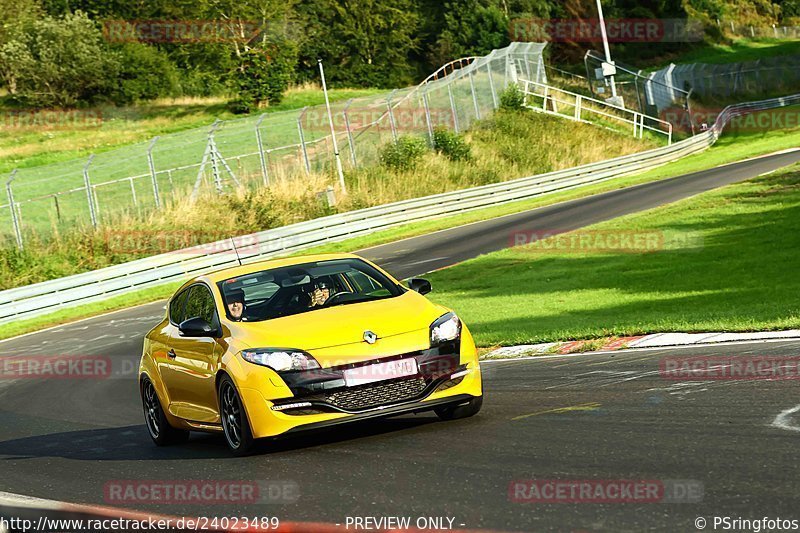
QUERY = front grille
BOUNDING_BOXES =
[325,378,427,411]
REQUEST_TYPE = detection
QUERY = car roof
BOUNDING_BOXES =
[202,252,362,284]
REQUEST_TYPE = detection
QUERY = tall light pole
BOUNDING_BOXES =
[596,0,622,107]
[318,59,347,194]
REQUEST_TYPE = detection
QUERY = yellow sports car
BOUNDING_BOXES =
[139,253,483,455]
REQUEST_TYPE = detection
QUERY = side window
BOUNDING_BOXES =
[185,285,217,326]
[169,289,189,325]
[347,270,385,295]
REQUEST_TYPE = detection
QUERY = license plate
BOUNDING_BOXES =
[343,358,418,386]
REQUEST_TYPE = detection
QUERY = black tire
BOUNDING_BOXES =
[141,377,190,446]
[218,375,256,456]
[435,396,483,421]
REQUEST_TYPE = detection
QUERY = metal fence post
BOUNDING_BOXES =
[487,60,499,110]
[147,137,161,208]
[504,49,511,88]
[422,87,435,147]
[255,114,270,187]
[297,107,311,175]
[209,143,223,194]
[53,194,61,222]
[386,90,399,143]
[83,155,97,228]
[129,178,138,206]
[5,170,22,249]
[469,70,481,121]
[343,99,357,167]
[318,60,346,193]
[447,84,460,133]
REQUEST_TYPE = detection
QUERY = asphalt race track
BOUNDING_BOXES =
[2,151,800,531]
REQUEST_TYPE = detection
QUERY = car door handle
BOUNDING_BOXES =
[167,349,177,359]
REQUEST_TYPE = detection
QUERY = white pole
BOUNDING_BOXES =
[5,170,22,249]
[318,60,346,194]
[595,0,618,100]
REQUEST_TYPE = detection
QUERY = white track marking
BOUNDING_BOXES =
[771,404,800,433]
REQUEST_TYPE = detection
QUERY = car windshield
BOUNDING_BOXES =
[217,258,404,322]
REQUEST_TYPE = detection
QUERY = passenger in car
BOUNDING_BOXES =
[226,289,246,321]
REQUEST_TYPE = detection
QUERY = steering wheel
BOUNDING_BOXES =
[323,291,354,306]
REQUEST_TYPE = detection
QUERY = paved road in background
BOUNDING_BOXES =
[1,150,800,531]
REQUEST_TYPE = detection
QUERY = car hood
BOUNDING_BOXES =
[229,291,447,353]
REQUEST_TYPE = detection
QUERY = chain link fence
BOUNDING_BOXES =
[715,20,800,40]
[584,50,692,116]
[656,55,800,103]
[1,42,547,249]
[584,47,800,137]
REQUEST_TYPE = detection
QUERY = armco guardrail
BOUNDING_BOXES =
[1,91,799,324]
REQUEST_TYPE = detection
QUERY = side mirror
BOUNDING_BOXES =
[408,278,432,295]
[179,317,216,338]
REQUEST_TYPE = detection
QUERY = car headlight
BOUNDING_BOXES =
[430,312,461,345]
[240,348,320,372]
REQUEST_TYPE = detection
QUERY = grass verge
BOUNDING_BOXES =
[3,117,800,340]
[426,165,800,347]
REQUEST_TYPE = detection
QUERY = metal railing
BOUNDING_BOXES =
[521,79,673,144]
[2,91,799,325]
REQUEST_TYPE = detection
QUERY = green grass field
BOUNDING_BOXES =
[661,38,800,66]
[426,165,800,347]
[0,87,383,173]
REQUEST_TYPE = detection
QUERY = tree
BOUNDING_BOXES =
[230,36,298,112]
[430,0,510,67]
[0,0,42,44]
[296,0,420,87]
[0,11,119,106]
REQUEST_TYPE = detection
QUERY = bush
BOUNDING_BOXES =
[224,190,279,231]
[379,136,429,171]
[432,127,471,161]
[113,43,180,104]
[0,11,119,107]
[500,83,526,111]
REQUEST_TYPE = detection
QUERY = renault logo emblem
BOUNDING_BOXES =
[363,330,378,344]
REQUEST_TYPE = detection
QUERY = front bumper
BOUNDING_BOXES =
[238,339,482,439]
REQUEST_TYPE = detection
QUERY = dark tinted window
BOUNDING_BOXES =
[217,259,402,322]
[169,289,189,325]
[184,285,217,326]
